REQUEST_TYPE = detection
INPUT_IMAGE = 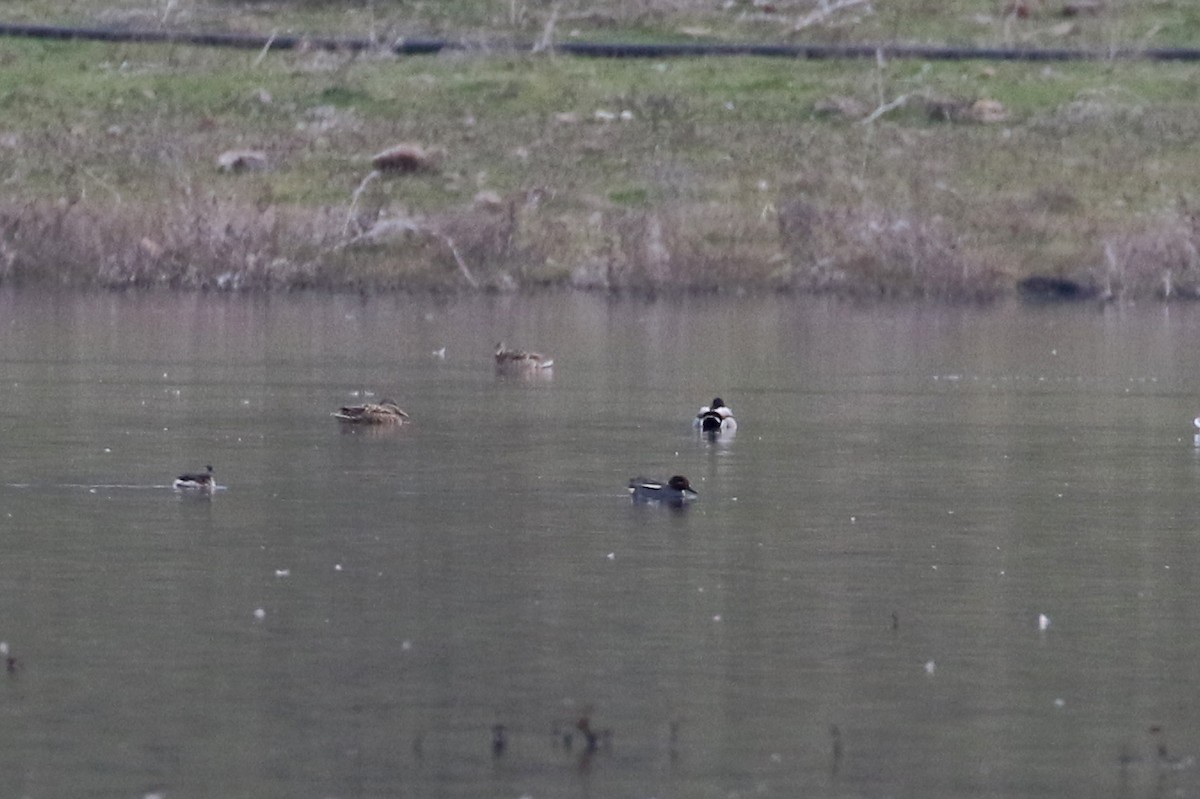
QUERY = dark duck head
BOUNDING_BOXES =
[695,397,736,435]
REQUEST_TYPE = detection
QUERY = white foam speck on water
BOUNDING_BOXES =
[274,569,290,578]
[253,608,266,620]
[1038,613,1051,631]
[924,660,936,675]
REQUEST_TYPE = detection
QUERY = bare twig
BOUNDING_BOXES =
[533,2,560,53]
[339,213,481,289]
[1136,23,1163,55]
[344,215,423,246]
[793,0,870,32]
[433,231,481,288]
[343,169,381,237]
[859,92,909,125]
[253,32,277,67]
[1102,239,1121,298]
[82,167,123,204]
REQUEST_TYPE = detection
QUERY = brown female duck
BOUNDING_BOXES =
[494,342,554,372]
[332,399,410,424]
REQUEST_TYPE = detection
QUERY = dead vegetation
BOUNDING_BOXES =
[0,198,333,290]
[0,190,1001,298]
[1098,212,1200,301]
[776,199,1004,300]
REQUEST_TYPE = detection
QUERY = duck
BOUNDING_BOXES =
[495,342,554,372]
[174,464,214,490]
[332,399,410,424]
[628,475,699,505]
[694,397,737,435]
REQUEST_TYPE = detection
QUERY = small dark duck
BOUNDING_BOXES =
[628,475,699,506]
[495,342,554,372]
[332,399,410,424]
[694,397,737,435]
[174,464,214,491]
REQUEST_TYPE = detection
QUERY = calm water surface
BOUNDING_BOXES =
[2,291,1200,798]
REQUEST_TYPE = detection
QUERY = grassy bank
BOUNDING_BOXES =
[4,2,1200,298]
[7,0,1200,50]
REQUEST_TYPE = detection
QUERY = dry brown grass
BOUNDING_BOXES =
[1098,211,1200,300]
[0,191,1011,297]
[776,199,1005,300]
[0,198,338,289]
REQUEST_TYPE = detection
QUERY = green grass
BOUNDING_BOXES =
[6,0,1200,49]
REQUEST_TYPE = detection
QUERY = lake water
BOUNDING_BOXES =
[2,290,1200,799]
